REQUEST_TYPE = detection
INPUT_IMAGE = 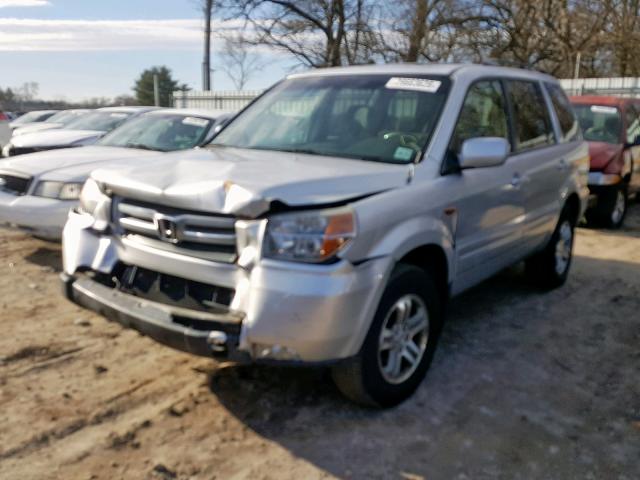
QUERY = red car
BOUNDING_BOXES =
[570,96,640,228]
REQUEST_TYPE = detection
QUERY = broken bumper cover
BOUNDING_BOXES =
[0,190,72,239]
[61,210,392,363]
[61,272,249,360]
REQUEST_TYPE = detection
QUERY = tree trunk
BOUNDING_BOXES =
[406,0,429,62]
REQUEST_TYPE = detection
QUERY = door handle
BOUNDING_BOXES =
[558,158,569,170]
[510,173,522,188]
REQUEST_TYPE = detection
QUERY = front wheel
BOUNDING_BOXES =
[525,210,575,290]
[331,264,442,408]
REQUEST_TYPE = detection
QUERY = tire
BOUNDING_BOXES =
[331,264,443,408]
[525,207,575,290]
[587,185,627,229]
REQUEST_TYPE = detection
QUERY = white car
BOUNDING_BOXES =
[0,111,10,150]
[11,109,90,137]
[9,110,58,131]
[2,106,156,157]
[0,108,233,239]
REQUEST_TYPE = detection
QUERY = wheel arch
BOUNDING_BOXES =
[397,243,450,306]
[564,192,581,226]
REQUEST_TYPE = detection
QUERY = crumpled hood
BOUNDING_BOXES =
[10,129,104,148]
[93,146,410,217]
[12,123,63,137]
[588,141,623,171]
[0,145,157,180]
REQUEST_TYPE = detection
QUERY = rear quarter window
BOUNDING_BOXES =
[506,80,555,151]
[546,83,581,142]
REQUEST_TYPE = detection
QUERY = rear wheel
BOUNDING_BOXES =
[587,185,627,229]
[332,264,442,408]
[525,208,575,290]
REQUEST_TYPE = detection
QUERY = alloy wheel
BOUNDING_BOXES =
[377,294,429,385]
[554,220,573,276]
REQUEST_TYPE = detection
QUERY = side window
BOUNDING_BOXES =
[506,80,555,151]
[451,80,509,153]
[546,83,580,142]
[625,104,640,144]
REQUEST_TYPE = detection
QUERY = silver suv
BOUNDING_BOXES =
[61,64,589,407]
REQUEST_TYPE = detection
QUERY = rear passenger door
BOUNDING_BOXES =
[505,80,562,250]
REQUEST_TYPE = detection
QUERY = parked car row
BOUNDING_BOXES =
[0,64,635,406]
[0,108,232,239]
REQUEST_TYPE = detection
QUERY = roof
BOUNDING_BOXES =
[23,109,59,114]
[569,95,639,107]
[97,106,159,113]
[144,108,234,119]
[288,63,558,83]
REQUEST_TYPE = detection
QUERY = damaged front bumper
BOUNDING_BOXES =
[61,209,392,364]
[60,272,249,360]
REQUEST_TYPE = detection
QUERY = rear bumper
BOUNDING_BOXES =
[0,191,72,240]
[61,272,249,360]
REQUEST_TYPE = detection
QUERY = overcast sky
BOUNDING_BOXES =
[0,0,292,101]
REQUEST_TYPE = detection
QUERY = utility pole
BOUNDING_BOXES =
[202,0,213,91]
[153,74,160,106]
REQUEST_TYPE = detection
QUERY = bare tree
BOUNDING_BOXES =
[218,0,638,80]
[603,0,640,76]
[226,0,376,68]
[220,35,267,89]
[373,0,488,63]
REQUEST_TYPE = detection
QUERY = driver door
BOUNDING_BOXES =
[445,80,526,294]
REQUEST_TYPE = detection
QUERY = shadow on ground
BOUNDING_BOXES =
[24,247,62,272]
[206,206,640,479]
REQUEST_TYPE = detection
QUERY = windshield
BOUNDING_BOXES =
[211,74,450,164]
[45,110,87,126]
[65,111,132,132]
[12,111,56,125]
[99,114,214,151]
[573,104,622,144]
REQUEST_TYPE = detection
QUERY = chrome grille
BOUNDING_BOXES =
[0,172,32,196]
[115,199,237,263]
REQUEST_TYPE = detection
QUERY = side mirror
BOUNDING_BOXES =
[459,137,510,169]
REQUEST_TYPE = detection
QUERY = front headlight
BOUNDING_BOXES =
[33,181,83,200]
[263,208,356,263]
[2,144,12,157]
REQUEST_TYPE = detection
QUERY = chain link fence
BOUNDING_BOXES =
[172,90,263,111]
[173,77,640,111]
[560,77,640,98]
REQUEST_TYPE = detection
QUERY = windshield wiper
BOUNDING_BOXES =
[245,146,323,156]
[125,143,163,151]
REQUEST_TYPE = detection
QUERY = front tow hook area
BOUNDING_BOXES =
[207,331,228,353]
[59,272,250,361]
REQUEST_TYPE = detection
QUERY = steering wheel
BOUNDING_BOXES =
[382,131,419,147]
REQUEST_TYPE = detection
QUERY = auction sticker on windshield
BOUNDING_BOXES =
[591,106,618,114]
[385,77,441,93]
[393,146,415,161]
[182,117,209,127]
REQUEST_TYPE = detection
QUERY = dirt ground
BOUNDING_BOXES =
[1,207,639,480]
